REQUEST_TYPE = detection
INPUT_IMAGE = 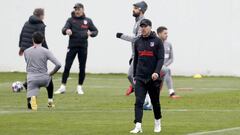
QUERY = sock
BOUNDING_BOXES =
[136,122,142,129]
[77,85,82,89]
[47,79,54,99]
[169,89,175,95]
[27,97,31,109]
[155,119,161,124]
[48,99,53,103]
[23,81,27,90]
[61,84,66,89]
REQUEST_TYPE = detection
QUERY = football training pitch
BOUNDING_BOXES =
[0,72,239,135]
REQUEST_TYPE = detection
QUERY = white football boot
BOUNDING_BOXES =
[77,85,84,95]
[130,122,143,133]
[47,99,55,108]
[54,84,66,94]
[154,119,162,133]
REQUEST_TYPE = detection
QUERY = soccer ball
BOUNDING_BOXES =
[11,81,24,92]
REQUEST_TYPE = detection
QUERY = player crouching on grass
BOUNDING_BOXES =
[130,19,164,133]
[24,32,61,110]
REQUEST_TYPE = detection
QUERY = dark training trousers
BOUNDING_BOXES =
[62,48,88,85]
[134,79,162,123]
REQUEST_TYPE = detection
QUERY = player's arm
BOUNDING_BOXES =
[41,26,48,49]
[42,38,48,49]
[133,41,139,78]
[118,34,135,42]
[154,39,165,75]
[19,28,23,49]
[23,52,27,63]
[88,19,98,37]
[165,43,174,66]
[62,18,72,35]
[18,26,24,56]
[46,51,61,76]
[116,25,142,43]
[38,25,48,49]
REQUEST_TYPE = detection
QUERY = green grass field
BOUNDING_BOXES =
[0,72,239,135]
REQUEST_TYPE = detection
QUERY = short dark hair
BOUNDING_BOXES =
[157,26,168,34]
[32,32,44,44]
[74,3,84,9]
[33,8,44,17]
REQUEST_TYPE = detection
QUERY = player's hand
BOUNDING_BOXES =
[116,33,123,38]
[87,31,92,37]
[66,29,72,36]
[18,49,24,56]
[133,78,136,84]
[152,73,159,81]
[160,71,165,78]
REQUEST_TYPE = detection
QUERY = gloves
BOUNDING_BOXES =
[116,33,123,38]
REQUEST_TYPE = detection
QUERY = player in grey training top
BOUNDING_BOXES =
[24,32,61,110]
[157,26,180,99]
[116,1,147,96]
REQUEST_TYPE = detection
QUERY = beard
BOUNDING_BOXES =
[133,12,140,17]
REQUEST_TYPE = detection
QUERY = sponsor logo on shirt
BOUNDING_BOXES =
[81,24,89,29]
[139,50,154,57]
[80,20,89,28]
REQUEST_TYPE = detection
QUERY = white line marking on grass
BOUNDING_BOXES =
[177,87,240,91]
[0,82,11,87]
[64,77,127,81]
[197,87,240,90]
[84,85,125,88]
[187,127,240,135]
[86,77,126,81]
[0,77,62,85]
[176,88,193,91]
[0,77,63,88]
[164,109,240,112]
[0,110,30,114]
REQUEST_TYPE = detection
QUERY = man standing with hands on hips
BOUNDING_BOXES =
[130,19,164,133]
[55,3,98,95]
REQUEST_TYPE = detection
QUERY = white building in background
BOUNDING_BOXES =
[0,0,239,76]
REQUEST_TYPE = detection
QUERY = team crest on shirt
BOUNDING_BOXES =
[81,20,89,29]
[150,42,155,47]
[83,20,88,25]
